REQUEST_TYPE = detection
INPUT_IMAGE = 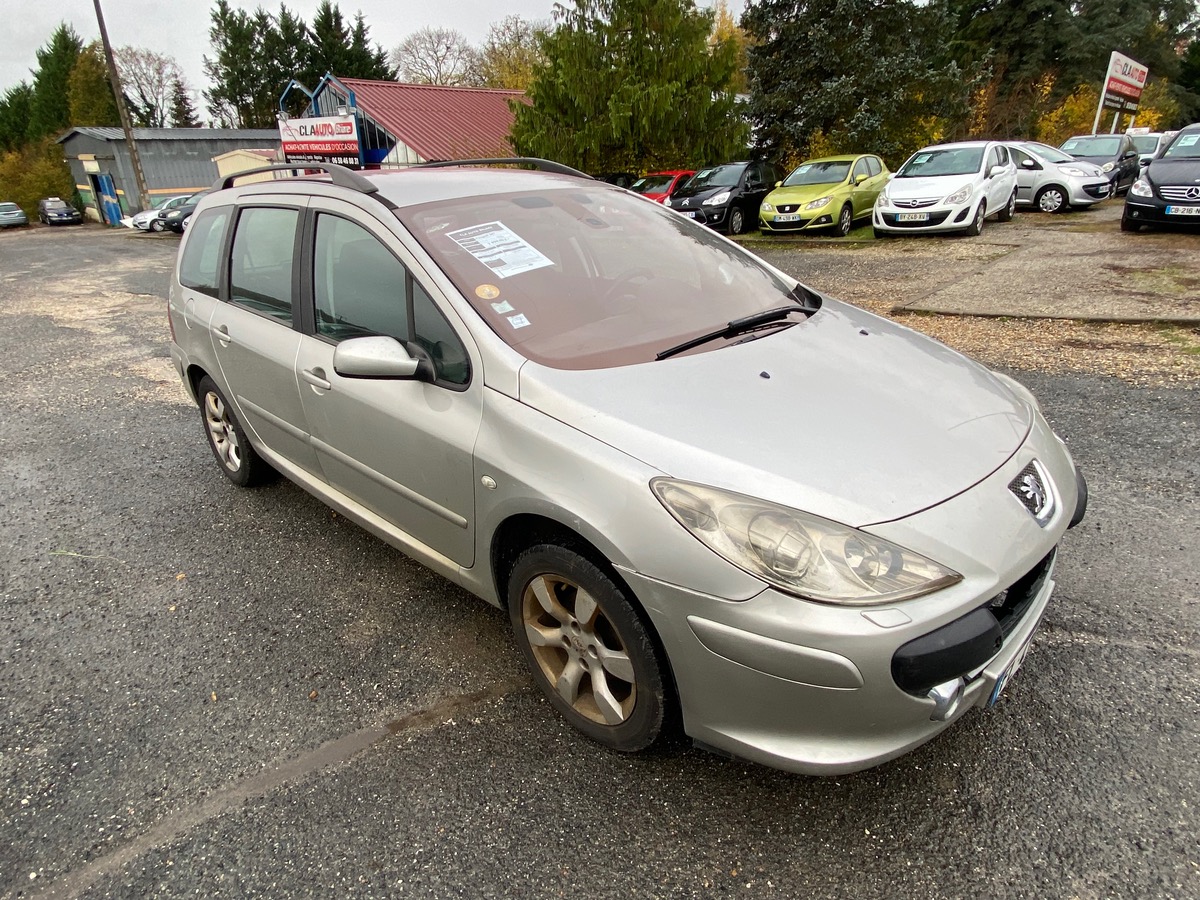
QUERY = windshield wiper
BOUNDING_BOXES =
[655,301,819,361]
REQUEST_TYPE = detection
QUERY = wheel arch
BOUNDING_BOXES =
[489,511,681,706]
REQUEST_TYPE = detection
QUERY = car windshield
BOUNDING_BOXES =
[783,161,851,186]
[1024,143,1075,164]
[1130,136,1160,154]
[896,148,984,178]
[44,199,70,209]
[1061,136,1120,156]
[685,164,745,189]
[1162,132,1200,159]
[398,186,801,370]
[631,174,675,194]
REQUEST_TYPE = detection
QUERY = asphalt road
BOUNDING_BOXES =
[1,226,1197,899]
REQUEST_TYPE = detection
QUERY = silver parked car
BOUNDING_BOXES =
[0,201,28,228]
[1004,141,1112,212]
[169,161,1087,775]
[130,194,192,231]
[873,141,1018,237]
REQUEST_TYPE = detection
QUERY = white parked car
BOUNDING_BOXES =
[1005,141,1112,213]
[130,195,191,231]
[873,141,1018,237]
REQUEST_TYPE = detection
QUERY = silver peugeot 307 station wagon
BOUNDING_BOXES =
[168,161,1086,775]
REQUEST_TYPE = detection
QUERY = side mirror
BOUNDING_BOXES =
[333,335,427,380]
[989,165,1007,178]
[854,174,868,185]
[1122,150,1137,159]
[1139,158,1151,167]
[774,180,782,188]
[1020,159,1038,169]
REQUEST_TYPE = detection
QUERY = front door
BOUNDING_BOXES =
[294,204,481,566]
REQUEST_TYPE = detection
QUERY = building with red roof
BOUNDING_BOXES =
[284,74,528,167]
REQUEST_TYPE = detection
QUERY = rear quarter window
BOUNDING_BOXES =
[179,207,231,297]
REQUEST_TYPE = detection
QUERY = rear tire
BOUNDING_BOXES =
[997,191,1016,222]
[197,376,272,487]
[508,544,671,752]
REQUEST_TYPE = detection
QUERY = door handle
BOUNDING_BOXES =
[301,367,332,391]
[213,323,232,345]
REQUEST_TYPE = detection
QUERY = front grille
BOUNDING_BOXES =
[985,550,1056,639]
[1083,184,1111,199]
[881,211,951,227]
[1159,186,1200,202]
[891,198,940,209]
[777,204,800,213]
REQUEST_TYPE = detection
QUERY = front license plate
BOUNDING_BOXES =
[987,628,1038,707]
[680,210,697,218]
[1165,205,1200,216]
[774,213,801,222]
[896,212,929,222]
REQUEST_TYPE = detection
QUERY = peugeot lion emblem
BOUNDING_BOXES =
[1008,460,1056,527]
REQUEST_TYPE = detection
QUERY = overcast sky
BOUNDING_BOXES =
[2,1,565,108]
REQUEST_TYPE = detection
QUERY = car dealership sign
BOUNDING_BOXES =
[278,115,361,166]
[1101,51,1148,113]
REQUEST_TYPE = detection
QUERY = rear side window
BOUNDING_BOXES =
[230,207,299,324]
[179,207,230,297]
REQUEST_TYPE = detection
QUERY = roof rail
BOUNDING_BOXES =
[213,162,379,193]
[418,158,593,179]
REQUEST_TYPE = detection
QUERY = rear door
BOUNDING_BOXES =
[208,198,323,474]
[293,200,482,566]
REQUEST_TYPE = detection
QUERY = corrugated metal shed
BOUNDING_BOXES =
[335,79,528,162]
[58,128,280,215]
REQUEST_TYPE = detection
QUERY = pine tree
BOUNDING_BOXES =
[511,0,746,174]
[28,23,84,141]
[68,42,121,127]
[0,82,34,152]
[203,0,272,127]
[305,0,352,85]
[169,78,201,127]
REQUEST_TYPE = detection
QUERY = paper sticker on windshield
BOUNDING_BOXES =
[475,283,501,300]
[1061,140,1078,151]
[446,221,553,280]
[792,165,811,175]
[507,313,531,329]
[912,153,932,164]
[490,300,514,314]
[1176,134,1199,148]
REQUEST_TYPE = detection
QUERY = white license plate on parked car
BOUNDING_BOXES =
[896,212,929,222]
[680,210,697,218]
[774,213,801,223]
[1165,205,1200,216]
[987,627,1038,708]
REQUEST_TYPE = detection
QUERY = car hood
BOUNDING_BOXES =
[1064,152,1116,167]
[1146,157,1200,186]
[766,183,847,205]
[670,183,738,204]
[886,174,977,201]
[1056,161,1105,176]
[517,299,1031,527]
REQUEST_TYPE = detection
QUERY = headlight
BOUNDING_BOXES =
[761,201,774,212]
[1059,166,1088,177]
[703,191,731,206]
[804,196,832,210]
[1101,162,1115,172]
[651,479,962,605]
[945,185,972,205]
[1129,179,1153,198]
[876,190,891,207]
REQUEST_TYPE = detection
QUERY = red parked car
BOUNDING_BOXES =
[630,170,695,203]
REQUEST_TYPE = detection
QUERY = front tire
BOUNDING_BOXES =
[508,544,670,752]
[197,376,271,487]
[965,201,985,236]
[835,203,853,237]
[1036,185,1069,213]
[728,207,746,235]
[149,219,165,232]
[1120,215,1141,233]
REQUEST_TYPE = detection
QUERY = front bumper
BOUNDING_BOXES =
[1123,192,1200,227]
[873,199,978,234]
[623,413,1081,775]
[759,207,838,233]
[673,205,730,231]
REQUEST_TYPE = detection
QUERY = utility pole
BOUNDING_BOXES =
[92,0,152,212]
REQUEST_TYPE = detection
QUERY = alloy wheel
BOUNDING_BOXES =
[520,573,636,726]
[204,390,242,473]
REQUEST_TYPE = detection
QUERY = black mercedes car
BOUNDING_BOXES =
[1122,123,1200,232]
[664,161,779,235]
[159,190,213,233]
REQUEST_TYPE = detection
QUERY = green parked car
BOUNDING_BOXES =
[759,154,890,237]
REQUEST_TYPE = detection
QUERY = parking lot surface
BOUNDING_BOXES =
[1,222,1197,899]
